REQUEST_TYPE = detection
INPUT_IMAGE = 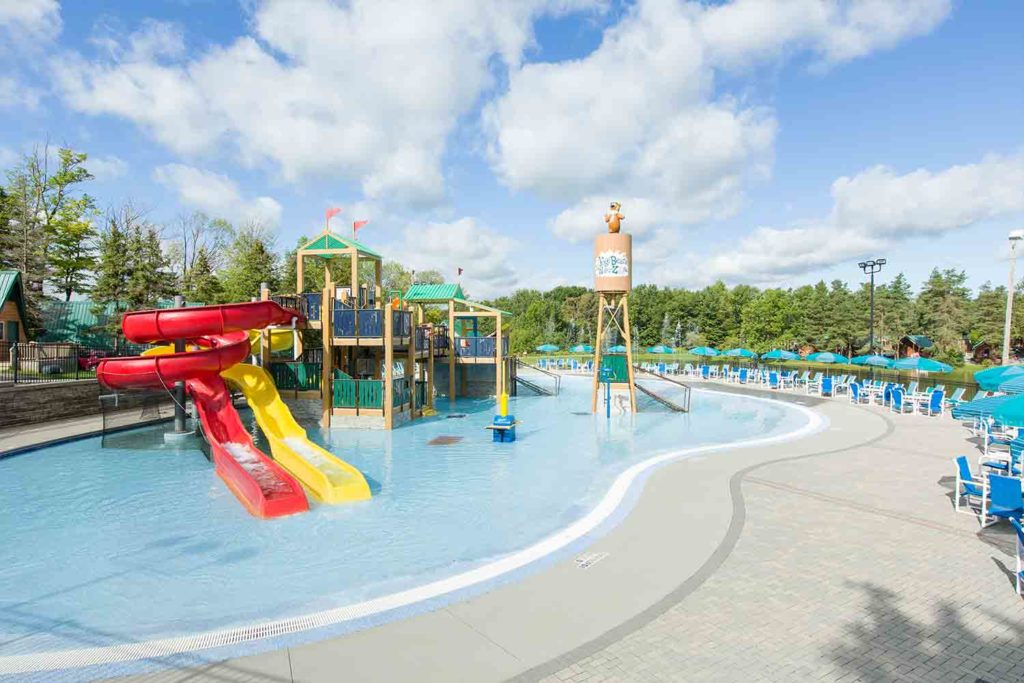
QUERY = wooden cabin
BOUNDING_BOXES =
[0,271,29,356]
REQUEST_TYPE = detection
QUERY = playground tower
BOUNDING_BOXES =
[591,208,638,413]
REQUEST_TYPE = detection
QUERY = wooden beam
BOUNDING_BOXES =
[259,285,271,368]
[622,294,637,412]
[427,324,435,410]
[384,304,394,430]
[296,253,304,294]
[591,292,606,413]
[448,301,455,401]
[495,312,503,398]
[321,268,333,429]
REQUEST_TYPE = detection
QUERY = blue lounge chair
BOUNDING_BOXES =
[920,389,944,416]
[701,365,710,380]
[769,372,779,389]
[848,382,861,403]
[984,474,1024,527]
[891,389,913,414]
[820,376,833,397]
[955,456,985,515]
[945,387,966,408]
[1008,519,1024,596]
[738,368,748,384]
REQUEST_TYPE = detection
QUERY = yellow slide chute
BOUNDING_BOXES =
[221,363,371,504]
[249,329,296,354]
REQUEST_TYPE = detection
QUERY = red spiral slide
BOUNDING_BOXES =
[96,301,310,519]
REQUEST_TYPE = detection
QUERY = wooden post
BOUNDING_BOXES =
[622,294,637,412]
[384,302,394,429]
[407,307,416,418]
[448,300,456,401]
[321,269,333,429]
[260,284,271,368]
[296,252,304,294]
[427,324,435,410]
[350,249,359,332]
[495,313,503,398]
[374,260,382,303]
[591,293,606,412]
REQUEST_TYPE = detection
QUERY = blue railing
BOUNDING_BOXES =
[415,326,430,351]
[332,306,384,337]
[358,309,382,336]
[392,311,412,337]
[454,336,509,358]
[299,292,322,322]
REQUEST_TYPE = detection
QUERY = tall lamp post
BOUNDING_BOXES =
[1002,231,1024,365]
[858,258,887,354]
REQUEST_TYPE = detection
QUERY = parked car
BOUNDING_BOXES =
[78,348,111,370]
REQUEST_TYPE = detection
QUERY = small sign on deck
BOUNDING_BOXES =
[575,551,609,570]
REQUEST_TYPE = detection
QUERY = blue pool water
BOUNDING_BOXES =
[0,378,811,658]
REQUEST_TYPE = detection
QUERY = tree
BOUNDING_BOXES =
[220,222,279,303]
[183,247,223,304]
[740,289,793,352]
[915,268,971,365]
[47,196,98,300]
[166,211,233,286]
[381,261,444,294]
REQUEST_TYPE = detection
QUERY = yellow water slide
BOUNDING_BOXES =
[248,329,296,354]
[221,363,372,504]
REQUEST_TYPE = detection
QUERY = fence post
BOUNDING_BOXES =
[11,342,17,384]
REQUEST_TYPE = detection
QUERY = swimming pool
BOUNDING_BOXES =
[0,378,819,677]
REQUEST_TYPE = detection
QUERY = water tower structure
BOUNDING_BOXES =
[591,206,637,413]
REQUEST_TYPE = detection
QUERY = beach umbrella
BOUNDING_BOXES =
[996,375,1024,394]
[951,394,1015,421]
[807,352,850,364]
[724,348,758,359]
[647,344,674,354]
[689,346,720,358]
[891,357,952,373]
[569,343,593,353]
[975,365,1024,392]
[535,344,559,353]
[851,354,893,368]
[608,344,628,353]
[762,349,799,361]
[990,395,1024,428]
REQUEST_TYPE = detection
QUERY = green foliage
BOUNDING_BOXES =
[183,247,223,304]
[219,223,279,303]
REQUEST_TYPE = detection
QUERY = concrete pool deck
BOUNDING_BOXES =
[84,382,1024,683]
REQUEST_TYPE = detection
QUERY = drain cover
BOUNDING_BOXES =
[446,414,467,419]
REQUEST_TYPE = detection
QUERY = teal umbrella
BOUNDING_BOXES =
[608,344,627,353]
[807,352,850,364]
[891,357,952,373]
[724,348,758,359]
[997,376,1024,394]
[975,365,1024,391]
[762,349,798,361]
[990,395,1024,428]
[689,346,720,357]
[569,344,593,353]
[647,344,674,354]
[535,344,559,353]
[851,354,893,368]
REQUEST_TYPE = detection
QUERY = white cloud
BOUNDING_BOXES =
[0,0,60,41]
[660,154,1024,287]
[486,0,951,245]
[0,76,41,110]
[87,155,128,181]
[384,217,523,298]
[52,0,603,206]
[154,163,283,228]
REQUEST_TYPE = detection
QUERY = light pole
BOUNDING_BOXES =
[1002,231,1024,365]
[858,259,887,354]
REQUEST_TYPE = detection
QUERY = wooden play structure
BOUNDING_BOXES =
[260,228,512,430]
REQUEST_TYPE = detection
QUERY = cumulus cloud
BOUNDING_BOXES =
[52,0,603,206]
[87,155,128,181]
[657,154,1024,287]
[0,0,60,41]
[0,76,42,110]
[486,0,952,246]
[154,164,283,228]
[384,217,523,298]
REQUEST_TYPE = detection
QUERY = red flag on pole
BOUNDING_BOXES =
[325,207,342,229]
[353,219,369,233]
[457,267,464,276]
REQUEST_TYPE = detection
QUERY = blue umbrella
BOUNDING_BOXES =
[569,344,593,353]
[724,347,758,359]
[851,354,893,368]
[995,375,1024,394]
[647,344,674,354]
[990,395,1024,428]
[535,344,559,353]
[891,357,952,373]
[762,349,799,361]
[689,346,720,357]
[807,352,850,364]
[975,365,1024,391]
[608,344,628,353]
[952,394,1014,421]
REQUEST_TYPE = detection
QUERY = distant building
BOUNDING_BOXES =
[898,335,934,358]
[0,271,29,351]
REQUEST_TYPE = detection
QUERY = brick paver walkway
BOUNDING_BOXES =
[536,404,1024,683]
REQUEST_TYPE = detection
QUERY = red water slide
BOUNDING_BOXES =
[96,301,309,519]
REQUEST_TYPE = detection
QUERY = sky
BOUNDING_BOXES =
[0,0,1021,299]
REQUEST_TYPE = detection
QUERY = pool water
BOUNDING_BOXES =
[0,378,811,659]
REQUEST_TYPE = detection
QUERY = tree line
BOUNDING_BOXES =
[0,144,1017,366]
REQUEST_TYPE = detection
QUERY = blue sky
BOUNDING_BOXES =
[0,0,1021,298]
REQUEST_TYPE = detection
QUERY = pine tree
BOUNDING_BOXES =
[184,247,223,305]
[220,223,279,303]
[47,197,98,300]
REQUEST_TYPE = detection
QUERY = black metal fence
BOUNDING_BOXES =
[0,341,148,385]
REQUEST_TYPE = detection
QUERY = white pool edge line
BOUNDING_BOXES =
[0,392,827,674]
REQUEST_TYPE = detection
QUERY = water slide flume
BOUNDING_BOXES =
[222,363,371,503]
[95,301,368,517]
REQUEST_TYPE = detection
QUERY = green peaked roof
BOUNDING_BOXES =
[903,335,934,349]
[0,270,27,326]
[301,231,381,258]
[404,283,465,302]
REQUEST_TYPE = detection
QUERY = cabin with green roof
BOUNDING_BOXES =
[264,228,513,431]
[0,270,29,347]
